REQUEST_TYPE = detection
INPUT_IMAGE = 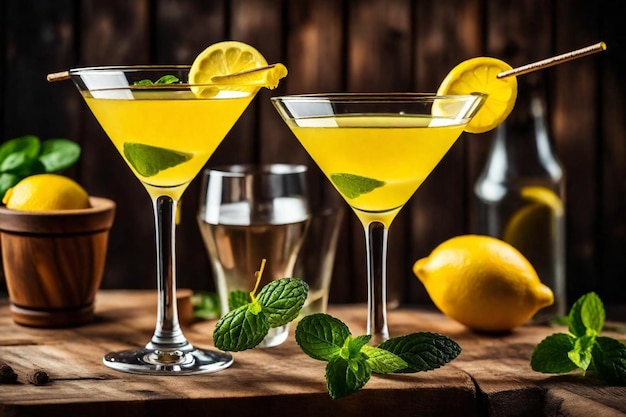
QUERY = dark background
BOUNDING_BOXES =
[1,0,624,312]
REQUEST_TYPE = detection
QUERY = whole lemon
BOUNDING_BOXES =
[3,174,90,211]
[413,234,554,332]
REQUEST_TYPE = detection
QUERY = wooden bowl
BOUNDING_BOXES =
[0,197,116,327]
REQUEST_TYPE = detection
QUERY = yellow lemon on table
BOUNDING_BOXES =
[3,174,90,211]
[413,234,553,332]
[188,41,288,97]
[437,57,517,134]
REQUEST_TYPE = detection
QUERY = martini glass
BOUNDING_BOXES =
[271,93,486,342]
[69,66,259,374]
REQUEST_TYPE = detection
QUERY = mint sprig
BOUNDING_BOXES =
[531,292,626,385]
[134,75,180,85]
[330,173,385,199]
[296,313,461,399]
[213,260,308,352]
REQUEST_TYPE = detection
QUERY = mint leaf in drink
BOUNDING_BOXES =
[531,333,579,374]
[256,278,309,327]
[134,75,179,85]
[123,142,192,177]
[325,355,371,400]
[569,291,605,337]
[330,173,385,199]
[213,302,270,351]
[591,336,626,385]
[531,292,626,386]
[378,332,462,373]
[38,138,81,172]
[229,290,252,310]
[295,313,351,361]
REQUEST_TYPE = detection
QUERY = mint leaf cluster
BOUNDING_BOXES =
[213,278,308,352]
[531,292,626,385]
[134,75,180,85]
[0,135,80,200]
[296,313,461,399]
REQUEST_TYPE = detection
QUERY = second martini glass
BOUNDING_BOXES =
[70,66,259,374]
[272,93,486,342]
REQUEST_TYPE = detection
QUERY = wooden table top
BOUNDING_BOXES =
[0,290,625,417]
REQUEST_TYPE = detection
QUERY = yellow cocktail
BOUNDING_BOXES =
[272,93,486,341]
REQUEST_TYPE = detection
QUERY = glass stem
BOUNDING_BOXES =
[147,195,188,350]
[365,221,389,342]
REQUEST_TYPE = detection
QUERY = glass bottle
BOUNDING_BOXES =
[474,84,566,322]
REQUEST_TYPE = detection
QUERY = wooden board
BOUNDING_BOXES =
[1,291,624,417]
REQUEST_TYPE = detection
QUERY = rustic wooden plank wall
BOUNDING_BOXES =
[1,0,624,309]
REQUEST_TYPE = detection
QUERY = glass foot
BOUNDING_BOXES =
[103,343,233,375]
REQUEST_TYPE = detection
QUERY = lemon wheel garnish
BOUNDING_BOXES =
[437,57,517,134]
[188,41,287,97]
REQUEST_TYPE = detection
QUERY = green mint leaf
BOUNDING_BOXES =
[212,302,270,351]
[378,332,461,373]
[191,291,221,320]
[591,336,626,385]
[229,290,252,310]
[346,335,371,358]
[123,142,192,177]
[0,135,40,168]
[155,75,180,84]
[256,278,309,327]
[295,313,351,361]
[568,333,596,372]
[569,292,605,337]
[134,79,154,85]
[38,139,81,172]
[325,355,371,400]
[330,173,385,199]
[361,345,408,374]
[531,333,579,374]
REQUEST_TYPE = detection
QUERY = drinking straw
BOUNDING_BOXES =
[497,42,606,79]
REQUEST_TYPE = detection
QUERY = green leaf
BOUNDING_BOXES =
[212,303,270,351]
[330,173,385,199]
[591,336,626,385]
[134,79,154,86]
[531,333,579,374]
[295,313,351,361]
[123,142,192,177]
[378,332,461,373]
[361,345,408,374]
[569,292,605,337]
[568,333,596,372]
[325,355,371,399]
[229,290,252,310]
[0,153,46,176]
[0,172,21,201]
[346,335,371,358]
[191,291,221,320]
[256,278,309,327]
[155,75,180,84]
[38,139,81,172]
[0,135,40,168]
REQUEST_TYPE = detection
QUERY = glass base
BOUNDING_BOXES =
[103,343,233,375]
[257,325,289,348]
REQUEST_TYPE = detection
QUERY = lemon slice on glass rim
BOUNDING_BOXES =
[436,57,518,134]
[188,41,288,97]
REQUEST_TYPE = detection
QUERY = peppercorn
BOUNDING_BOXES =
[0,360,18,384]
[27,369,50,386]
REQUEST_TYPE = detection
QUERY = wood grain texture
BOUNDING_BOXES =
[0,291,624,416]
